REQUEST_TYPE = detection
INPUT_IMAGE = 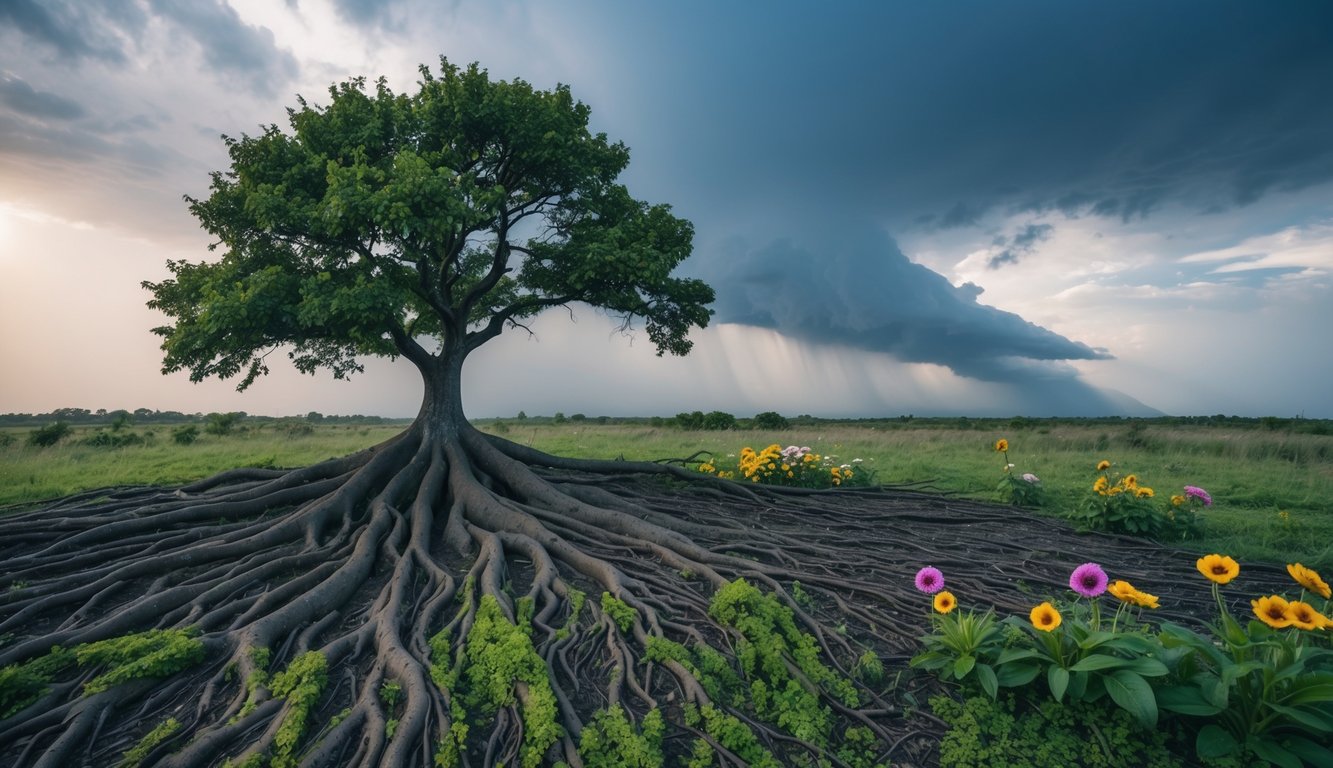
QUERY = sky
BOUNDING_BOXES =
[2,0,1332,419]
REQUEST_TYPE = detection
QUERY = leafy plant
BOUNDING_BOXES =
[991,438,1046,507]
[27,421,71,447]
[698,443,873,488]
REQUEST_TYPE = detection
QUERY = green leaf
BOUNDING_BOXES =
[1048,666,1069,702]
[1196,724,1239,760]
[974,663,998,700]
[1103,670,1157,728]
[953,655,976,679]
[1068,654,1127,672]
[1246,736,1303,768]
[995,661,1041,688]
[1266,702,1333,733]
[1156,685,1224,716]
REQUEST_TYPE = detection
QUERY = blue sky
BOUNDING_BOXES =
[2,1,1331,418]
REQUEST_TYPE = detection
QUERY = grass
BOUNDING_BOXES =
[3,418,1330,568]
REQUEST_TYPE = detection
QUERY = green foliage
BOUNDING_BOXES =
[685,703,782,768]
[82,429,148,448]
[912,608,1008,696]
[576,707,665,767]
[438,594,560,768]
[77,627,206,695]
[205,412,242,436]
[0,645,75,718]
[751,411,790,430]
[145,58,713,393]
[118,717,181,768]
[268,650,328,768]
[380,680,402,708]
[600,592,638,633]
[931,693,1182,768]
[554,588,586,641]
[683,738,715,768]
[708,579,859,748]
[27,421,71,447]
[852,650,884,686]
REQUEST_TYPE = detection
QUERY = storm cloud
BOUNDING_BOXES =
[703,225,1110,383]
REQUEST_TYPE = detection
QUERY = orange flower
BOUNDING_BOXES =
[1285,601,1324,631]
[1252,595,1292,629]
[1107,580,1159,609]
[1029,602,1062,631]
[1096,460,1111,471]
[1287,563,1332,600]
[994,439,1009,453]
[933,591,957,614]
[1196,554,1240,585]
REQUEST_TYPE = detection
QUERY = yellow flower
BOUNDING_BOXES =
[699,462,716,474]
[1096,460,1111,471]
[1107,580,1159,609]
[994,439,1009,453]
[933,591,957,614]
[1029,602,1062,631]
[1093,476,1109,493]
[1171,495,1186,507]
[1122,474,1138,489]
[802,453,816,463]
[1285,601,1323,631]
[1287,563,1332,600]
[780,463,790,472]
[1136,487,1155,499]
[1196,554,1240,585]
[1252,595,1292,629]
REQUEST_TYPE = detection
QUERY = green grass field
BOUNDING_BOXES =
[3,417,1330,568]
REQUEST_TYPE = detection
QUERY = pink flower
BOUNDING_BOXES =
[1184,485,1212,506]
[1070,562,1108,598]
[915,566,944,594]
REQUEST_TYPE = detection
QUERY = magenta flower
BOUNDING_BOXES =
[1184,485,1213,506]
[1070,562,1108,598]
[915,566,945,594]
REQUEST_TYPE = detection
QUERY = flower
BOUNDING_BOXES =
[1135,487,1155,498]
[1096,460,1111,471]
[1252,595,1292,629]
[933,591,957,614]
[1285,601,1324,631]
[994,439,1008,452]
[1184,485,1213,506]
[1287,563,1332,600]
[1170,494,1186,507]
[1108,580,1160,609]
[1070,562,1109,597]
[1030,602,1062,631]
[1093,476,1109,493]
[1122,474,1138,489]
[914,566,944,594]
[1196,554,1240,585]
[1020,473,1040,484]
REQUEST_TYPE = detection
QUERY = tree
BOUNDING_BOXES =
[0,60,961,767]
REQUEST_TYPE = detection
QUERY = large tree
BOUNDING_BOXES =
[0,61,1235,768]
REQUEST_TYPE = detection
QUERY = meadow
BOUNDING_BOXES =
[2,415,1331,568]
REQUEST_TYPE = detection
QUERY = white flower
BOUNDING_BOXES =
[1021,473,1040,484]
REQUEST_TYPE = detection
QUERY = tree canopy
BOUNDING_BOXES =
[145,58,713,392]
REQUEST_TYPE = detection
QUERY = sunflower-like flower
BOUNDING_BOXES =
[1196,554,1240,585]
[1029,602,1062,631]
[1252,595,1292,629]
[1287,563,1332,600]
[933,591,957,614]
[1284,601,1326,631]
[994,439,1009,453]
[1170,494,1186,507]
[1107,580,1159,609]
[1093,476,1109,493]
[1135,487,1155,499]
[1096,460,1111,471]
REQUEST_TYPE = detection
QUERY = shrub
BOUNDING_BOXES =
[751,411,790,430]
[701,411,736,430]
[991,438,1045,507]
[1068,459,1201,539]
[27,422,71,447]
[172,425,200,445]
[204,412,241,436]
[697,444,873,489]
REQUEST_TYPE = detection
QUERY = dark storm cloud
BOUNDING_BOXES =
[0,74,86,121]
[703,225,1110,383]
[148,0,298,97]
[329,0,411,30]
[630,1,1333,230]
[987,223,1053,270]
[0,0,146,63]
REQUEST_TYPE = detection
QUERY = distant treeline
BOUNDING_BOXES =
[478,411,1333,435]
[0,408,411,428]
[4,408,1330,435]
